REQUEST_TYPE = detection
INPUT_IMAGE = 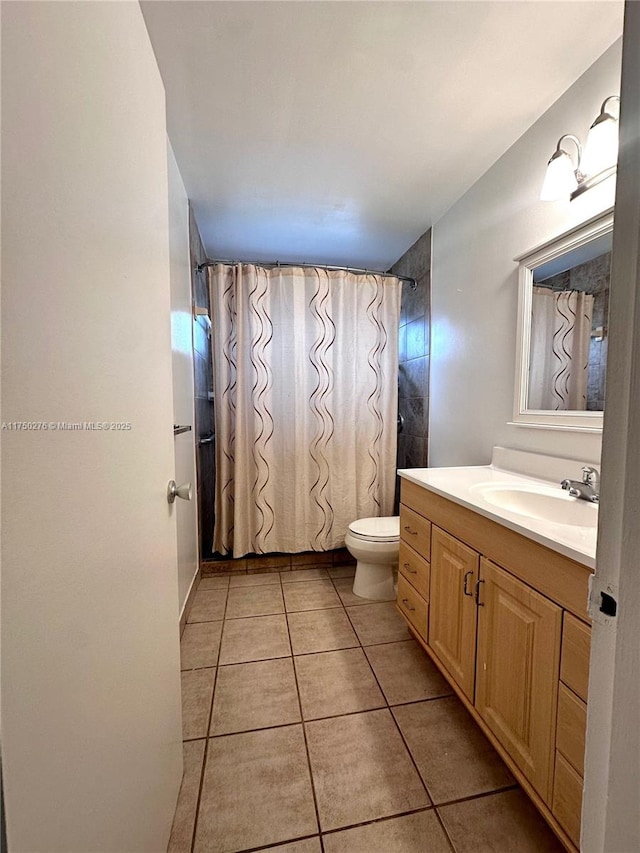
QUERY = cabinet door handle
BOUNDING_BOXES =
[475,579,485,606]
[403,525,418,536]
[403,561,417,574]
[463,570,474,597]
[402,598,416,611]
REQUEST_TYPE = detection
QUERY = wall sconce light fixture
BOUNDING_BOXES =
[541,95,620,202]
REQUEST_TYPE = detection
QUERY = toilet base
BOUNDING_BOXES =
[352,561,396,600]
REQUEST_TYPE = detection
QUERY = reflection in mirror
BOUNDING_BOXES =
[528,232,610,412]
[513,209,613,431]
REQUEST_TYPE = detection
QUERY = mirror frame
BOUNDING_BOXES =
[512,208,613,432]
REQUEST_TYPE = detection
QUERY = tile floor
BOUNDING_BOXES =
[170,566,565,853]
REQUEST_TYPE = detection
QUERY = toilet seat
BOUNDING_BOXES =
[347,516,399,543]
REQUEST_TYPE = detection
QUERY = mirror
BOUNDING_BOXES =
[513,209,613,431]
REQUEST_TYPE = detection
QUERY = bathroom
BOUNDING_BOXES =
[2,2,639,853]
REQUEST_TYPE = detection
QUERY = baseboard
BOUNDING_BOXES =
[179,566,201,637]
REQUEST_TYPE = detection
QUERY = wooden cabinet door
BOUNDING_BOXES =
[476,558,562,803]
[428,527,479,701]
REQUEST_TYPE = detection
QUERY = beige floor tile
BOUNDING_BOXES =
[333,576,393,607]
[261,839,322,853]
[194,724,317,852]
[438,789,564,852]
[283,580,342,612]
[305,709,429,831]
[282,567,330,583]
[167,739,205,853]
[287,608,359,655]
[229,572,282,588]
[364,640,452,705]
[211,658,300,734]
[295,648,385,720]
[322,809,450,853]
[181,668,215,740]
[181,621,223,670]
[198,575,230,590]
[392,697,514,803]
[346,602,412,645]
[187,589,227,623]
[218,614,291,664]
[327,566,356,579]
[225,584,285,618]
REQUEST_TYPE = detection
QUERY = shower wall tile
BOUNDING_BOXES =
[194,353,210,398]
[405,316,427,359]
[404,436,428,470]
[399,356,429,399]
[194,318,209,358]
[403,397,428,440]
[391,228,431,503]
[399,324,407,363]
[190,204,216,559]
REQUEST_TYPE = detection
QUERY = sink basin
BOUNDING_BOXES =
[469,482,598,527]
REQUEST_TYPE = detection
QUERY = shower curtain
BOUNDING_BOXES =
[210,264,402,557]
[528,287,594,410]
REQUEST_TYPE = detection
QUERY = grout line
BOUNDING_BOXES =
[319,803,437,837]
[432,807,458,852]
[189,573,230,853]
[284,604,325,852]
[434,783,520,812]
[289,644,361,658]
[346,597,437,810]
[224,609,286,621]
[222,832,322,853]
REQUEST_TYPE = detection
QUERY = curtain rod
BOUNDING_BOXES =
[196,259,417,290]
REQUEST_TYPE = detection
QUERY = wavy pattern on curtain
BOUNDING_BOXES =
[529,287,594,410]
[210,264,401,557]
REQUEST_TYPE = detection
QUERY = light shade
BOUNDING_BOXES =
[540,150,578,201]
[581,114,619,177]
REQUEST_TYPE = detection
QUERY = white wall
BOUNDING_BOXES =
[430,40,621,468]
[1,3,183,850]
[168,141,200,612]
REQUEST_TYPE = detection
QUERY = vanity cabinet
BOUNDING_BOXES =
[429,528,479,701]
[475,558,561,802]
[397,512,431,640]
[397,478,593,853]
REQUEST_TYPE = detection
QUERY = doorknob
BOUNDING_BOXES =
[167,480,192,504]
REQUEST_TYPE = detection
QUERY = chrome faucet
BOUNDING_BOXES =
[561,466,600,503]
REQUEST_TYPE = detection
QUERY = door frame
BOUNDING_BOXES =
[582,3,640,850]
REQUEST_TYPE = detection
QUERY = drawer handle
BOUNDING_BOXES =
[463,570,474,597]
[475,579,485,607]
[403,561,417,574]
[402,598,416,611]
[404,525,418,536]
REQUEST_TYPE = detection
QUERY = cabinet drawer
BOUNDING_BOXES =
[397,574,428,640]
[556,683,587,776]
[553,751,583,848]
[561,614,591,703]
[400,505,431,561]
[398,541,430,600]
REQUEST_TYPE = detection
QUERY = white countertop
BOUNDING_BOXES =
[398,461,597,569]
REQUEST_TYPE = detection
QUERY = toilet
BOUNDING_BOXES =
[345,516,400,600]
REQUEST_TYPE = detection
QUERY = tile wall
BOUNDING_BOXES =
[390,229,432,504]
[189,206,216,559]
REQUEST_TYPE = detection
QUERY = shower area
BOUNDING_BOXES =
[189,209,432,569]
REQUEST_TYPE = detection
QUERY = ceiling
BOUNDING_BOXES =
[141,1,623,270]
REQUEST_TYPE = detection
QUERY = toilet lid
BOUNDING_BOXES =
[348,516,400,542]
